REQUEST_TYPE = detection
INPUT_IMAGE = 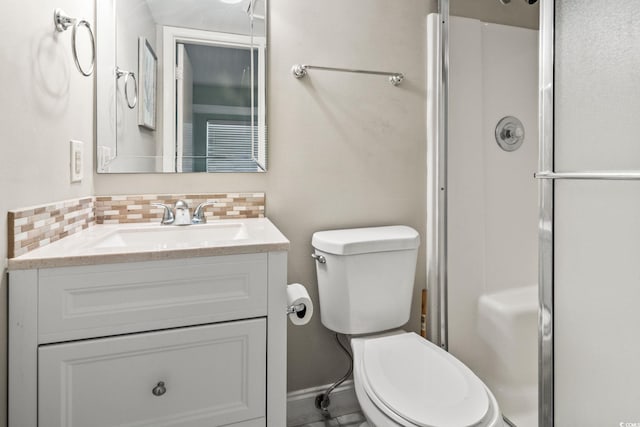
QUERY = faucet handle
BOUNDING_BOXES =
[192,201,219,224]
[175,200,189,211]
[151,203,175,225]
[173,200,192,226]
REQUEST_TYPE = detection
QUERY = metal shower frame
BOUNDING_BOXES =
[427,0,449,351]
[537,1,554,425]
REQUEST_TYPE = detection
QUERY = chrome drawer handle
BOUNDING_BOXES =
[152,381,166,397]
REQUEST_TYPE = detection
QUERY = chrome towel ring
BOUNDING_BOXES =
[116,67,138,109]
[54,8,95,77]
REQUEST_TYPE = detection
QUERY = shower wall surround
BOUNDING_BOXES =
[442,15,539,427]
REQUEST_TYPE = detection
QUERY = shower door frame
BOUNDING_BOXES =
[427,0,449,350]
[538,1,554,426]
[429,0,555,426]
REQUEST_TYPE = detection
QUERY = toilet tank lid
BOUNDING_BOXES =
[312,226,420,255]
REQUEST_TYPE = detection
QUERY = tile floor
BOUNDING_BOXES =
[291,412,366,427]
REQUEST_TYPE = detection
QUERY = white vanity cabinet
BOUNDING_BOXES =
[9,251,288,427]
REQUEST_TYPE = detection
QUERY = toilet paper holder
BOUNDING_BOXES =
[286,303,307,315]
[286,283,313,325]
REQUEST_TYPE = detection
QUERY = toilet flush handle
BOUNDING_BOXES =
[311,253,326,264]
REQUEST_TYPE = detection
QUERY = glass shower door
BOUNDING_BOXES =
[551,0,640,424]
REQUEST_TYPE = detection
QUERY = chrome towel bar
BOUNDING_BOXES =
[535,171,640,181]
[291,64,404,86]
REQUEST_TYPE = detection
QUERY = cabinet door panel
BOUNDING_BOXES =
[38,254,267,343]
[39,319,266,427]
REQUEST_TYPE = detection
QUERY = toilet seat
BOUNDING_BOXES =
[353,332,497,427]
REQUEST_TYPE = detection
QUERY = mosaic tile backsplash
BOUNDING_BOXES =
[8,193,265,258]
[95,193,265,223]
[8,197,95,258]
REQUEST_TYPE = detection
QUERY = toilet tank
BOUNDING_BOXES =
[312,226,420,335]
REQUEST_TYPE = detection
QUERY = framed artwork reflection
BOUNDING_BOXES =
[138,37,157,130]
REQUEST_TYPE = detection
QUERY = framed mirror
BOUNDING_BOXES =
[96,0,266,173]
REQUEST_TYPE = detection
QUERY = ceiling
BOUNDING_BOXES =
[145,0,265,36]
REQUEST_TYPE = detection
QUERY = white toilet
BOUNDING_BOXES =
[312,226,504,427]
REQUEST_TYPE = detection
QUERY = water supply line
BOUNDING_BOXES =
[315,333,353,419]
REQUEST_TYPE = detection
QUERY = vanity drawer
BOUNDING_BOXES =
[38,254,268,343]
[39,318,266,427]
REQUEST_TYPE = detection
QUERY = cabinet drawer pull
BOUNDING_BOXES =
[152,381,167,397]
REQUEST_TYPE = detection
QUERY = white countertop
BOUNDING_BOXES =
[8,218,289,270]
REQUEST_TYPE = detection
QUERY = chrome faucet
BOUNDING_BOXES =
[192,201,219,224]
[173,200,192,225]
[152,200,219,225]
[151,200,191,225]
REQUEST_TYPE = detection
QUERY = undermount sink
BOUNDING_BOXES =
[91,222,249,251]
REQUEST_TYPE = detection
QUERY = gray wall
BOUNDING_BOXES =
[0,0,539,424]
[453,0,539,29]
[0,1,96,423]
[95,0,434,391]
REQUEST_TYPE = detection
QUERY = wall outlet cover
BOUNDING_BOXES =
[70,140,83,183]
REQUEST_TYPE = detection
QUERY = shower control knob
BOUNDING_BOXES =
[495,116,525,152]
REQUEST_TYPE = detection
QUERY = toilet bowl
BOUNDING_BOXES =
[312,226,504,427]
[350,331,504,427]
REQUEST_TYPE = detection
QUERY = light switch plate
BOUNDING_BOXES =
[70,140,83,183]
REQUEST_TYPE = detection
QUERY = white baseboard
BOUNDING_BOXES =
[287,380,360,426]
